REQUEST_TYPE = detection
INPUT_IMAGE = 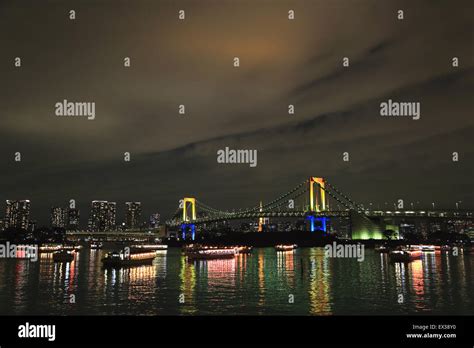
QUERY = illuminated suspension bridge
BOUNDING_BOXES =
[166,176,474,241]
[167,177,370,239]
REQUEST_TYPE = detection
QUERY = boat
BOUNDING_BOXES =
[184,245,237,260]
[90,242,103,250]
[102,250,156,268]
[389,246,422,262]
[235,246,253,254]
[130,244,168,251]
[63,245,83,251]
[420,245,437,253]
[53,250,75,262]
[440,245,451,252]
[39,244,63,253]
[275,244,297,252]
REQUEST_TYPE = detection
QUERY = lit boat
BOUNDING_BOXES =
[63,245,83,251]
[420,245,437,253]
[389,246,422,262]
[235,246,253,254]
[440,245,451,251]
[52,250,75,262]
[184,246,237,260]
[130,244,168,251]
[275,244,297,252]
[102,250,157,268]
[90,242,103,250]
[39,244,63,253]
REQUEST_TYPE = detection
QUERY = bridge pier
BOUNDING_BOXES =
[181,223,196,241]
[318,217,327,234]
[306,215,328,234]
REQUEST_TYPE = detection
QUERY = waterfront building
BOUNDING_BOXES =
[125,202,142,229]
[107,202,116,231]
[4,200,30,230]
[67,208,80,230]
[88,200,116,232]
[149,212,160,228]
[28,220,36,232]
[50,207,67,228]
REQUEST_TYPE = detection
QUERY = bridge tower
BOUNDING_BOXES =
[182,197,196,240]
[257,201,269,232]
[308,177,328,234]
[309,177,326,212]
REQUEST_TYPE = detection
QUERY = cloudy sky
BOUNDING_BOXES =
[0,0,472,226]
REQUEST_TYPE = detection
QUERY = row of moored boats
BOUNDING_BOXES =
[39,242,297,266]
[377,244,469,262]
[39,243,168,264]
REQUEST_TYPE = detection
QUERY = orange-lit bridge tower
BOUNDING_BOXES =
[308,177,328,233]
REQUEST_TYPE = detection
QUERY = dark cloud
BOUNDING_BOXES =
[0,0,472,225]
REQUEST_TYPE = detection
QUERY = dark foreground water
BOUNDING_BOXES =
[0,248,472,315]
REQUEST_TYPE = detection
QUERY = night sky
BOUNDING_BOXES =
[0,0,472,226]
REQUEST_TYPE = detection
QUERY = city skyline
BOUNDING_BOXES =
[1,198,154,230]
[0,1,472,343]
[0,0,472,226]
[1,192,471,231]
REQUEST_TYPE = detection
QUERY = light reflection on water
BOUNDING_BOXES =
[0,248,472,315]
[308,248,331,315]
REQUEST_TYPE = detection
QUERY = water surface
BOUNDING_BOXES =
[0,248,472,315]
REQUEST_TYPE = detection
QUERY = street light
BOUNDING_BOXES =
[432,202,435,209]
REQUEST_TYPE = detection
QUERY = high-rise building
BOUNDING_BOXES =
[125,202,141,229]
[88,200,109,232]
[4,200,30,230]
[50,207,67,228]
[106,202,116,231]
[28,220,37,232]
[149,212,160,228]
[67,208,80,230]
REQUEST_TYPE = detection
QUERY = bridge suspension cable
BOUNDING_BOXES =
[239,179,309,214]
[194,179,309,216]
[256,186,309,212]
[195,201,232,216]
[319,185,354,211]
[324,181,364,211]
[168,178,364,225]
